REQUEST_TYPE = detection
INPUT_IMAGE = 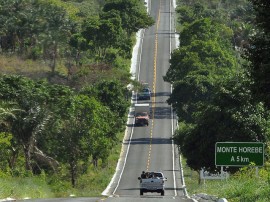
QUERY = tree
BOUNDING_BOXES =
[164,39,236,84]
[180,18,233,48]
[0,132,13,173]
[0,100,21,173]
[103,0,154,37]
[81,79,129,128]
[175,75,270,172]
[51,94,114,187]
[250,0,270,33]
[245,0,270,108]
[38,1,74,73]
[176,5,196,25]
[0,75,53,172]
[81,11,127,61]
[164,18,236,117]
[0,100,20,123]
[167,71,214,123]
[0,0,38,53]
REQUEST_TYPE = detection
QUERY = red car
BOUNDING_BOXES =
[135,112,149,126]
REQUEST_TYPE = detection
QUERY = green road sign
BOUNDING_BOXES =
[215,142,264,166]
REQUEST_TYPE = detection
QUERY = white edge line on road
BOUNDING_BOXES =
[101,103,134,196]
[169,0,177,197]
[112,115,135,195]
[102,18,146,196]
[111,29,145,195]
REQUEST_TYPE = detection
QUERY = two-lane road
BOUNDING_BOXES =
[104,0,193,201]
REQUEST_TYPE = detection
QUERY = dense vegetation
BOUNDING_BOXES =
[165,0,270,199]
[1,0,270,200]
[167,0,270,173]
[0,0,154,197]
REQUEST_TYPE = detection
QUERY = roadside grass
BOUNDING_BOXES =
[46,132,124,198]
[182,156,270,202]
[0,176,54,199]
[75,133,123,197]
[0,132,124,200]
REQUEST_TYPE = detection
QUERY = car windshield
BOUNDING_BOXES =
[142,88,150,92]
[154,172,163,178]
[136,112,147,116]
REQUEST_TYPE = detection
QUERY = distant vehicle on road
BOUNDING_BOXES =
[141,83,151,92]
[138,88,151,100]
[137,82,151,100]
[134,103,150,126]
[138,171,167,196]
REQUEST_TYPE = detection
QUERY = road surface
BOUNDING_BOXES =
[102,0,194,201]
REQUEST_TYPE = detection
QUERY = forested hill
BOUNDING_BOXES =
[168,0,270,172]
[166,0,270,200]
[0,0,154,193]
[0,0,153,82]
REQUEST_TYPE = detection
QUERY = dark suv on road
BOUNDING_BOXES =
[138,88,151,100]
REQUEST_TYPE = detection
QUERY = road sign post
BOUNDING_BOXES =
[215,142,264,167]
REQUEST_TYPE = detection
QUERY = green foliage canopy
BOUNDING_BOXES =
[246,0,270,108]
[103,0,154,37]
[175,76,270,171]
[0,74,129,186]
[165,2,269,171]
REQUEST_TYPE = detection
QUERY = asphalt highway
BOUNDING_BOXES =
[102,0,194,201]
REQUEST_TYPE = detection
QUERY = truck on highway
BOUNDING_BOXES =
[138,171,167,196]
[134,103,150,126]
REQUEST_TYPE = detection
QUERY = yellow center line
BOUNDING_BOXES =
[146,0,161,171]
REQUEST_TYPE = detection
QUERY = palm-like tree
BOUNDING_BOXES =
[0,100,21,124]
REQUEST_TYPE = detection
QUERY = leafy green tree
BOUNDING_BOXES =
[164,39,236,84]
[180,18,233,48]
[38,1,75,73]
[51,94,114,187]
[81,11,126,61]
[175,75,270,172]
[103,0,154,37]
[0,75,51,171]
[166,1,265,173]
[176,5,197,26]
[176,2,226,27]
[69,32,88,66]
[0,1,34,55]
[168,71,215,123]
[0,100,20,123]
[0,100,22,174]
[164,31,236,125]
[81,79,129,128]
[0,132,13,174]
[250,0,270,33]
[101,10,133,59]
[245,0,270,108]
[0,0,75,72]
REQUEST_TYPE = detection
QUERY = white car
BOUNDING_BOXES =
[138,171,167,196]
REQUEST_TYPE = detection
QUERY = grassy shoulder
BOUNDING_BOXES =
[182,156,270,202]
[0,132,123,200]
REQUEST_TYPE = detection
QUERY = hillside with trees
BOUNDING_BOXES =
[165,0,270,200]
[0,0,154,197]
[164,0,270,201]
